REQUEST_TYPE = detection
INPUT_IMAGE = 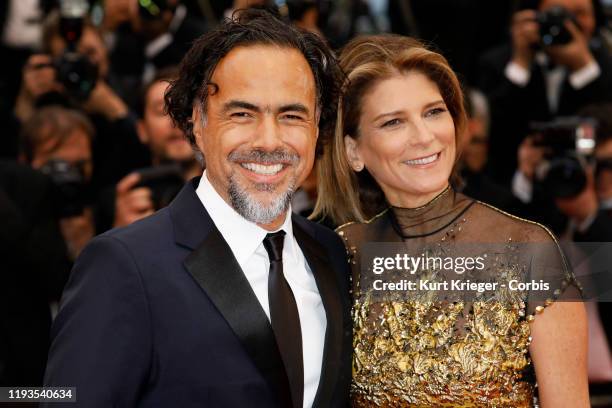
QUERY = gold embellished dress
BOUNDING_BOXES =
[336,187,579,407]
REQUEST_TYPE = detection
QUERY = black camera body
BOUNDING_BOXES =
[55,1,98,101]
[39,159,89,218]
[55,46,99,102]
[133,164,184,210]
[536,5,577,46]
[530,117,597,198]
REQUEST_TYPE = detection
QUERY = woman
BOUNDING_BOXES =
[313,35,588,407]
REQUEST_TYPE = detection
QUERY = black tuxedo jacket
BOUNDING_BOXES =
[43,178,352,407]
[478,41,612,185]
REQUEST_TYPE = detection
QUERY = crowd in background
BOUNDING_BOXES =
[2,0,612,404]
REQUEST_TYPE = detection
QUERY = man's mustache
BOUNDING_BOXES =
[228,149,299,164]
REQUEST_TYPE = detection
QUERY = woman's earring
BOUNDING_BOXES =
[354,162,364,172]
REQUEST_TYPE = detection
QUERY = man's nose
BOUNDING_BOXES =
[252,115,283,151]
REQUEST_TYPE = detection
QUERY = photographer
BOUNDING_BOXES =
[581,104,612,212]
[513,113,612,240]
[14,10,149,192]
[15,10,126,123]
[479,0,612,185]
[109,0,207,86]
[20,106,96,261]
[97,68,202,231]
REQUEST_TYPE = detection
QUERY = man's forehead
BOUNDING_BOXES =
[209,45,316,94]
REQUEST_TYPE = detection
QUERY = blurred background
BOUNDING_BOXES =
[1,0,612,405]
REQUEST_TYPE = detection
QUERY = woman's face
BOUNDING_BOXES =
[345,70,456,207]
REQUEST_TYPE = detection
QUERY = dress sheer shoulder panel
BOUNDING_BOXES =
[470,201,580,319]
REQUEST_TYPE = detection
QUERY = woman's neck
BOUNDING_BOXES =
[387,183,450,209]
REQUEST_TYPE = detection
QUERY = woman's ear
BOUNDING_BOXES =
[344,135,364,172]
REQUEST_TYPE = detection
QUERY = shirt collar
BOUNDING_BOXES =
[195,170,296,265]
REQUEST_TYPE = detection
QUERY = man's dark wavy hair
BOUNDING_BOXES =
[164,8,343,156]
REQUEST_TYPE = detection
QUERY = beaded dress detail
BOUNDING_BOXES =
[336,187,579,407]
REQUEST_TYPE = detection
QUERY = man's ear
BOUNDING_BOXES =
[191,105,204,147]
[136,120,148,145]
[344,135,364,172]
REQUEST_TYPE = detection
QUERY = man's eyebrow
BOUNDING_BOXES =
[222,100,261,113]
[222,101,311,115]
[278,103,310,115]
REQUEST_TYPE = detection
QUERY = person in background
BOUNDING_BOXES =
[0,0,53,158]
[479,0,612,185]
[0,159,70,387]
[97,67,202,231]
[109,0,208,87]
[16,10,126,122]
[19,106,96,261]
[580,104,612,211]
[512,103,612,239]
[459,87,522,213]
[287,0,323,36]
[14,10,150,191]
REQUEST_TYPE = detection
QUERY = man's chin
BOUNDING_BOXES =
[242,190,288,207]
[228,177,295,225]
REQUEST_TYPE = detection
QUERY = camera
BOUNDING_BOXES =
[133,164,184,210]
[55,0,98,101]
[530,117,597,198]
[39,159,89,218]
[536,5,577,46]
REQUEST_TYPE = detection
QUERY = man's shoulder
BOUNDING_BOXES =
[98,207,174,249]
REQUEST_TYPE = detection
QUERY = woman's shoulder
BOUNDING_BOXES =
[469,200,559,244]
[335,208,391,245]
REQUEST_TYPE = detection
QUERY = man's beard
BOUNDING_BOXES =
[227,149,299,225]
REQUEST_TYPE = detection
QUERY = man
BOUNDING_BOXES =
[109,0,208,86]
[459,88,522,214]
[479,0,612,185]
[15,11,150,191]
[43,9,350,408]
[20,106,96,261]
[99,68,202,231]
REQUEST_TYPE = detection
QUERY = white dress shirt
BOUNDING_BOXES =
[196,171,326,408]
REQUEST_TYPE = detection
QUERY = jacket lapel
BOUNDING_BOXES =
[170,179,293,408]
[292,217,344,408]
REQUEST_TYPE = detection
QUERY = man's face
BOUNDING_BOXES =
[31,129,93,181]
[139,80,193,164]
[539,0,596,39]
[193,45,319,228]
[462,117,489,173]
